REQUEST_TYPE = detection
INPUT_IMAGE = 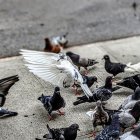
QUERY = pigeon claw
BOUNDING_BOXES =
[88,131,96,138]
[83,70,89,75]
[48,115,54,121]
[57,110,65,116]
[75,91,81,96]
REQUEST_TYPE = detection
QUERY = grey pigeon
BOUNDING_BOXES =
[38,86,66,120]
[95,114,120,140]
[36,124,80,140]
[66,51,98,71]
[102,55,140,76]
[119,86,140,110]
[114,74,140,91]
[73,76,115,106]
[119,101,140,131]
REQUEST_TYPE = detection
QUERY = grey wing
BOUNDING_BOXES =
[119,96,132,110]
[119,111,135,128]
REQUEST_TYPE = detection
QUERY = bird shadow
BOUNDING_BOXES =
[71,103,96,113]
[113,90,133,96]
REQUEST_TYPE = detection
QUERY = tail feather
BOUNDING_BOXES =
[125,62,140,73]
[0,108,18,118]
[0,75,19,96]
[73,100,86,106]
[80,84,93,98]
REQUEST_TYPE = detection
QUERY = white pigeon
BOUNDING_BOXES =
[20,49,93,98]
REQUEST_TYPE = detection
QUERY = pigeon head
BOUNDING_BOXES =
[55,86,60,92]
[104,76,113,88]
[58,36,68,46]
[54,86,61,96]
[92,76,98,82]
[69,124,80,131]
[38,94,45,102]
[102,55,110,60]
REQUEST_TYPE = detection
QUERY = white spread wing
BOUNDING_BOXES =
[20,49,93,97]
[20,49,74,87]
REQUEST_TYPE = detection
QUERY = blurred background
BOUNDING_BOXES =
[0,0,140,57]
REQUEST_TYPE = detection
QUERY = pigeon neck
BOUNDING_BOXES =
[105,59,111,64]
[97,104,104,112]
[104,81,112,89]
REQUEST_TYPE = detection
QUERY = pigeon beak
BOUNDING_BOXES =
[78,128,80,131]
[102,57,104,60]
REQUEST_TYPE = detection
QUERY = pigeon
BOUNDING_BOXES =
[0,108,18,118]
[72,75,98,95]
[44,34,68,53]
[119,86,140,110]
[115,74,140,91]
[42,123,80,140]
[95,114,120,140]
[66,51,98,72]
[102,55,140,76]
[120,124,140,140]
[38,86,66,120]
[0,75,19,107]
[86,100,110,137]
[20,49,93,98]
[44,38,63,53]
[119,101,140,131]
[73,76,117,106]
[51,33,68,47]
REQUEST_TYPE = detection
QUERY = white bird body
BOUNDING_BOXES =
[20,49,93,97]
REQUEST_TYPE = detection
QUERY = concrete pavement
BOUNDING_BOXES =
[1,0,140,57]
[1,36,140,140]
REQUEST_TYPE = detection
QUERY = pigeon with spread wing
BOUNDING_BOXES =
[20,49,93,98]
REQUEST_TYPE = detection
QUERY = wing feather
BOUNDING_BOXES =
[20,49,93,97]
[20,50,73,87]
